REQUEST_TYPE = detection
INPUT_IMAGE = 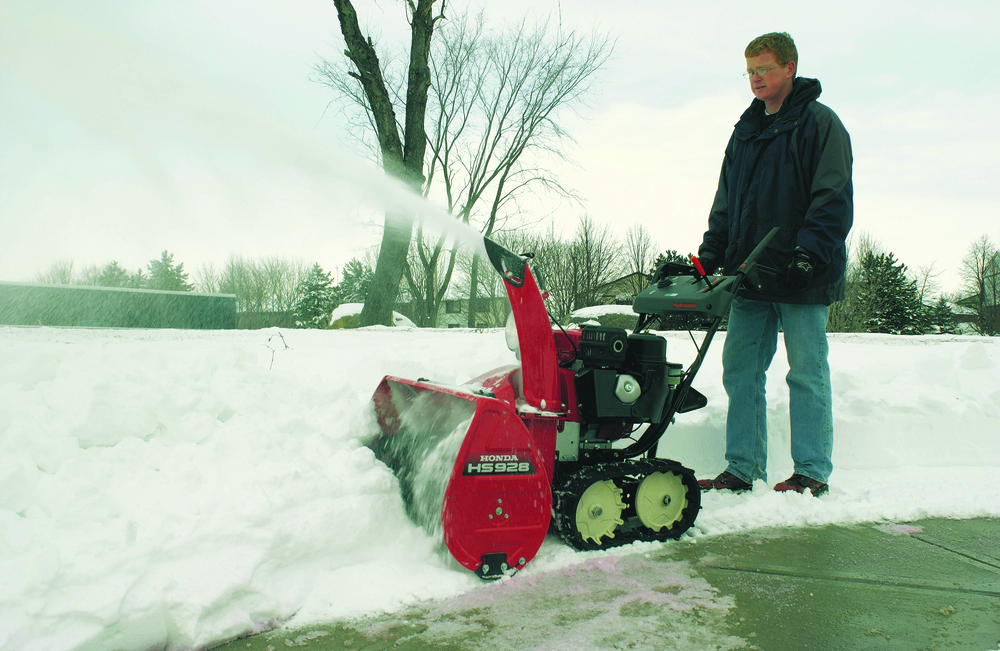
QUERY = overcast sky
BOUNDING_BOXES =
[2,0,998,294]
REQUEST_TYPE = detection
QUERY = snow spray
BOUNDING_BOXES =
[0,2,488,270]
[370,391,477,543]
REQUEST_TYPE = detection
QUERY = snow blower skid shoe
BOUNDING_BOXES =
[368,229,779,579]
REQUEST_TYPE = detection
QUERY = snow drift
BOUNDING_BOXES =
[1,325,998,651]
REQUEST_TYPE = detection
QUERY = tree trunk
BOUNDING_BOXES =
[467,252,480,328]
[363,211,414,325]
[334,0,438,327]
[423,260,437,327]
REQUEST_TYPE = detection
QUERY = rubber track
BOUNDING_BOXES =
[552,458,701,552]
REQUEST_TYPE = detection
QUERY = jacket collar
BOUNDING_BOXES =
[735,77,823,138]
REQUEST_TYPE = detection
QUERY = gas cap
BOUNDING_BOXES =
[615,375,641,404]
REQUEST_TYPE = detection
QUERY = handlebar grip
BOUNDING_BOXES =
[737,227,780,275]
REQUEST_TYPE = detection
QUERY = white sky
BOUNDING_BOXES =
[1,0,998,293]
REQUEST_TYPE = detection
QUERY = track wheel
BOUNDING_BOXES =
[636,471,689,533]
[574,479,625,545]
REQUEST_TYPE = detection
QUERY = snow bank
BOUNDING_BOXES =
[569,304,637,319]
[0,326,998,651]
[329,303,416,328]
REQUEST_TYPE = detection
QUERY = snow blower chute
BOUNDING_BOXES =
[370,228,779,579]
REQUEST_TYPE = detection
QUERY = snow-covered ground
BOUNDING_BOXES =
[1,324,998,651]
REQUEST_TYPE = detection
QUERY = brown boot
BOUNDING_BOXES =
[697,471,751,492]
[774,474,829,497]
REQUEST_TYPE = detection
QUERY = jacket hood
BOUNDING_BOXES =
[738,77,823,127]
[787,76,822,108]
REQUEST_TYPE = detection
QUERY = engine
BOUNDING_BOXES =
[573,325,681,425]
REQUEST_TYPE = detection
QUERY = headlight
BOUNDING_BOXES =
[504,309,519,353]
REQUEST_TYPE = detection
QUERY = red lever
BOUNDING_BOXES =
[690,255,713,290]
[690,255,707,277]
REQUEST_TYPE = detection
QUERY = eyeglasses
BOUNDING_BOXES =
[743,65,782,79]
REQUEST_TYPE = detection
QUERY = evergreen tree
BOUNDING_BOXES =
[650,249,693,272]
[649,250,712,331]
[126,269,147,289]
[333,259,374,306]
[96,261,130,288]
[928,296,958,334]
[293,263,335,328]
[146,251,193,291]
[856,251,928,335]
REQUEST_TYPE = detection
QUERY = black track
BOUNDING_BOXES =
[552,458,701,551]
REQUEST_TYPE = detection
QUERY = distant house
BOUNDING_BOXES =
[953,251,1000,334]
[986,251,1000,307]
[948,299,978,333]
[957,250,1000,310]
[437,298,469,328]
[394,295,510,328]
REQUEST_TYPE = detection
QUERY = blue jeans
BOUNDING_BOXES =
[721,296,834,484]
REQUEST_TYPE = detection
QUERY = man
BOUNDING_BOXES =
[696,32,853,497]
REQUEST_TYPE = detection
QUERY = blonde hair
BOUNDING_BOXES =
[745,32,798,69]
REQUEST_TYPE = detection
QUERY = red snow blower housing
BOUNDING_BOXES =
[370,228,779,579]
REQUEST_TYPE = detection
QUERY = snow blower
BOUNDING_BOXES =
[370,228,779,579]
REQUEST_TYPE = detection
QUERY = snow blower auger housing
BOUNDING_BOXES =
[370,228,779,579]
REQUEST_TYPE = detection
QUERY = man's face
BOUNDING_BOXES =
[746,51,794,106]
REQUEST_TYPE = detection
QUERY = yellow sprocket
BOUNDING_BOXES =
[574,479,625,545]
[635,470,689,532]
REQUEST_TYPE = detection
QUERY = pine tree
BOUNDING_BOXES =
[928,296,958,334]
[650,250,711,331]
[650,250,692,271]
[96,261,130,288]
[126,269,147,289]
[857,251,928,335]
[333,259,374,306]
[146,251,193,291]
[293,263,335,328]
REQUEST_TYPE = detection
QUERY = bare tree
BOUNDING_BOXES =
[218,255,308,328]
[622,223,658,297]
[195,262,221,294]
[428,14,614,326]
[400,228,459,326]
[913,263,940,305]
[395,12,480,328]
[961,234,1000,335]
[459,226,554,328]
[34,260,75,285]
[317,0,446,327]
[531,215,621,320]
[572,214,622,309]
[33,259,149,289]
[320,9,613,327]
[74,264,104,286]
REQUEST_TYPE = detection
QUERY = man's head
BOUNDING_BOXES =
[745,32,798,70]
[744,32,797,113]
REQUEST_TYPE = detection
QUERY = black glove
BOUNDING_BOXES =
[783,246,814,292]
[697,252,719,276]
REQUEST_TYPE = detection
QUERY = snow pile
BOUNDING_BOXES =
[329,303,416,328]
[1,326,998,651]
[569,304,637,319]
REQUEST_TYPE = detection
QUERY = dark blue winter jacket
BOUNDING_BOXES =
[699,77,853,305]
